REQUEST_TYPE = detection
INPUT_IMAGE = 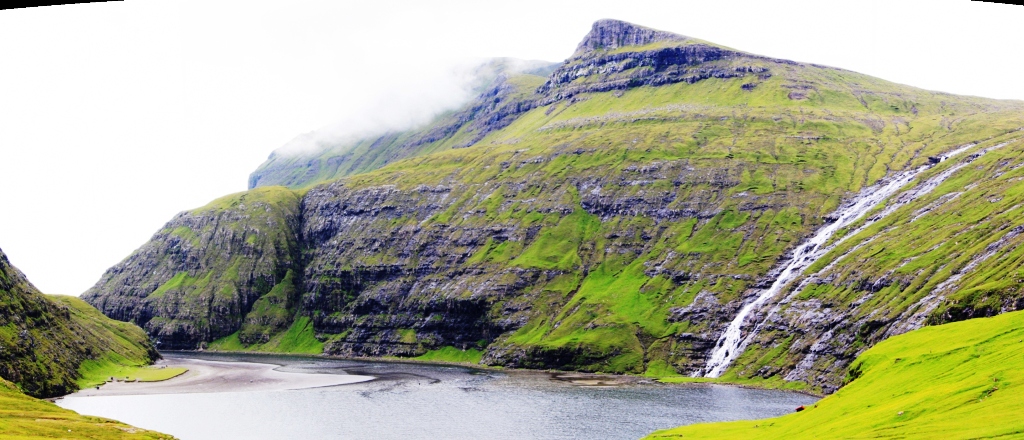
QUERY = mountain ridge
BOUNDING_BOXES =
[247,58,559,190]
[85,19,1024,393]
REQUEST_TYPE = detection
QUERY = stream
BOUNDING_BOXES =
[702,142,983,377]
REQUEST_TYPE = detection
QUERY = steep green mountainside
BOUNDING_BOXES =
[0,247,158,398]
[84,19,1024,391]
[722,133,1024,392]
[248,58,558,190]
[648,309,1024,439]
[84,186,303,350]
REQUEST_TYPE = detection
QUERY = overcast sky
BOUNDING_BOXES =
[0,0,1021,295]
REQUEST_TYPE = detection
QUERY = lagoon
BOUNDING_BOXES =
[58,352,816,440]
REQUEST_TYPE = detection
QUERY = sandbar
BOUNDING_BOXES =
[71,357,374,396]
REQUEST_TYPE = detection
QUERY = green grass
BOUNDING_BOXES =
[191,185,300,214]
[45,296,164,390]
[0,291,157,398]
[413,346,484,364]
[512,208,599,270]
[0,378,172,439]
[398,329,417,344]
[207,332,245,351]
[238,270,299,345]
[209,316,323,355]
[647,310,1024,439]
[0,290,169,438]
[77,358,186,389]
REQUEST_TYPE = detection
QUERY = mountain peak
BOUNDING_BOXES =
[572,19,689,57]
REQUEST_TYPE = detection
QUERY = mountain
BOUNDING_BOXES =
[0,247,158,398]
[83,19,1024,392]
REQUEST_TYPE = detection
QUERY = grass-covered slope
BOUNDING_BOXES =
[207,316,323,354]
[50,295,183,388]
[0,249,171,437]
[295,57,1023,380]
[86,19,1024,389]
[647,309,1024,439]
[727,132,1024,392]
[0,378,172,440]
[0,248,158,398]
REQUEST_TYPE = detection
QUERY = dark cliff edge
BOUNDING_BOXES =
[85,19,1024,393]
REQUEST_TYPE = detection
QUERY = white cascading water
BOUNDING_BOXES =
[700,143,979,377]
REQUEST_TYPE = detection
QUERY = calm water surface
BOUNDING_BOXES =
[58,353,816,440]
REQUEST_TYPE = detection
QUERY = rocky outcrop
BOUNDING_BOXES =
[572,19,688,56]
[535,19,775,104]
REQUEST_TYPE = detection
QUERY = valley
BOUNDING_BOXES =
[3,16,1023,440]
[84,20,1024,395]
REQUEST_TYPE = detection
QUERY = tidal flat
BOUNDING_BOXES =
[58,352,816,440]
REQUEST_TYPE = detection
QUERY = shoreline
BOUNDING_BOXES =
[164,350,825,397]
[63,356,374,397]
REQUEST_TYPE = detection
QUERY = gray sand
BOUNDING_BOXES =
[72,357,374,396]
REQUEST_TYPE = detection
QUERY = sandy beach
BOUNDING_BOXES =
[71,357,375,396]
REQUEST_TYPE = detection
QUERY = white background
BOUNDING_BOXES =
[1,0,1021,295]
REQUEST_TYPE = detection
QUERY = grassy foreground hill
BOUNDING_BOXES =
[647,309,1024,439]
[0,246,172,438]
[0,377,172,440]
[84,19,1024,392]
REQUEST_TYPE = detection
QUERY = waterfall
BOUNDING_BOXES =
[700,143,979,378]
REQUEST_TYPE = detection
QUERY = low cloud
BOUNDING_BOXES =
[272,57,553,158]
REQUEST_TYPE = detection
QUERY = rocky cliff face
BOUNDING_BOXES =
[85,19,1024,391]
[538,20,768,103]
[572,19,689,55]
[82,187,303,349]
[0,247,158,398]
